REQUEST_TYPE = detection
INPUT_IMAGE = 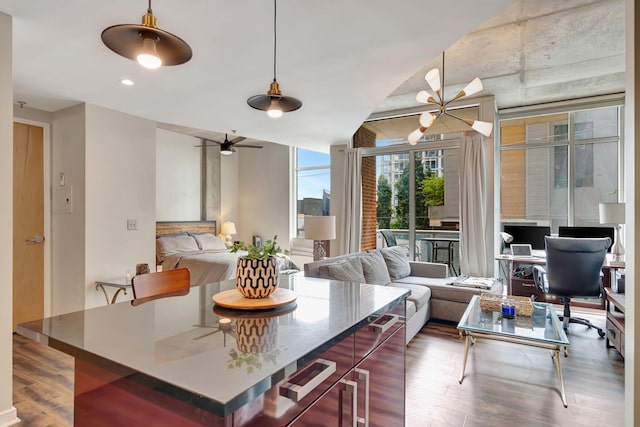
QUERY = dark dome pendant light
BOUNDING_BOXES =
[247,0,302,118]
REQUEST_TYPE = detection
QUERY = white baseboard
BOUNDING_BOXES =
[0,407,20,427]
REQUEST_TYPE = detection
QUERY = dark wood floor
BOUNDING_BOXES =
[13,311,624,427]
[406,313,625,427]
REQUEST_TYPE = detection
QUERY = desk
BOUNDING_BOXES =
[495,254,624,309]
[95,277,131,304]
[19,275,408,426]
[604,288,625,357]
[422,237,459,276]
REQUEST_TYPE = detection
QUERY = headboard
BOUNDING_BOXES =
[156,220,217,238]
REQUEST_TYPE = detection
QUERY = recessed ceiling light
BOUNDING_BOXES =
[120,79,134,86]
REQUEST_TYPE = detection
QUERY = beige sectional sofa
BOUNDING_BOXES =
[304,246,502,344]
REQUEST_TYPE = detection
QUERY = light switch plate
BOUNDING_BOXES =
[127,219,137,230]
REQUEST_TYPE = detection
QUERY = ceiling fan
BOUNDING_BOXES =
[197,134,263,156]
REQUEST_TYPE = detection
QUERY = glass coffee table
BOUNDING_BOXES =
[457,294,570,407]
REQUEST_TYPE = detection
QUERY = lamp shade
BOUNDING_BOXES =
[599,203,625,225]
[304,216,336,240]
[221,221,237,235]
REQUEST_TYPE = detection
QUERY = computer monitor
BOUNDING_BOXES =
[502,225,551,250]
[558,226,615,252]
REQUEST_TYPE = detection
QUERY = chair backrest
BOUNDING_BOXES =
[131,267,191,306]
[544,236,610,298]
[380,230,397,247]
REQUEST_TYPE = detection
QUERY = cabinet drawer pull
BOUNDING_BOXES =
[370,314,398,334]
[354,368,370,427]
[279,359,336,402]
[520,282,535,287]
[340,380,358,427]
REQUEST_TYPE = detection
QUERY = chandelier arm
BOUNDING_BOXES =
[443,111,471,126]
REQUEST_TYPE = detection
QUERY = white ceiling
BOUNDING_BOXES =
[0,0,625,152]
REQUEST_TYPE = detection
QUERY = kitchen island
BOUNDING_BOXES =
[18,274,408,426]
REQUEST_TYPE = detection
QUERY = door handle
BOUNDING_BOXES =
[340,379,358,427]
[26,235,45,244]
[354,368,370,427]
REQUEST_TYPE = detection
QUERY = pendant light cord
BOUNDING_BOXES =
[147,0,152,13]
[273,0,278,81]
[441,51,445,102]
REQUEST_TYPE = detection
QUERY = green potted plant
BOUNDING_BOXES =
[230,236,289,298]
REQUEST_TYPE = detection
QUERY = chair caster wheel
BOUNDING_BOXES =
[598,329,606,338]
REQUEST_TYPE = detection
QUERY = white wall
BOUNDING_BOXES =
[84,104,156,309]
[50,104,86,315]
[0,11,18,427]
[237,142,292,249]
[156,129,201,221]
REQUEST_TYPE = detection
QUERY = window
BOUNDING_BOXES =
[499,104,622,233]
[295,148,331,237]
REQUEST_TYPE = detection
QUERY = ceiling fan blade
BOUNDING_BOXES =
[230,136,246,144]
[201,138,223,145]
[233,144,263,149]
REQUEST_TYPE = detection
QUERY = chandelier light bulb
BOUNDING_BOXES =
[425,68,441,93]
[471,120,493,137]
[462,77,483,97]
[408,128,425,145]
[136,37,162,69]
[416,90,438,104]
[419,112,435,128]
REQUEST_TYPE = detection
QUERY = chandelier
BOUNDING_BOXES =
[408,52,493,144]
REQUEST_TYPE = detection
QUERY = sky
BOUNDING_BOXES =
[297,149,330,200]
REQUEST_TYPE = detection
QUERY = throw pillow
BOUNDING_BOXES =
[359,251,392,285]
[380,246,411,280]
[318,257,366,283]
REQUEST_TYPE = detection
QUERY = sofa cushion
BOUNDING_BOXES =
[359,251,391,285]
[395,276,499,304]
[380,246,411,280]
[389,282,431,311]
[318,257,366,283]
[405,299,417,319]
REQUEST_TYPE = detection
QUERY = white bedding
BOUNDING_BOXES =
[162,249,299,286]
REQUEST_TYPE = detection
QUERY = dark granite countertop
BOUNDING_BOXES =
[18,273,408,416]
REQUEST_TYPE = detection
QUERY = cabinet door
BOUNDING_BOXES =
[289,379,358,427]
[354,327,405,427]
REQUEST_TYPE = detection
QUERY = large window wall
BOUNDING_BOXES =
[294,148,331,237]
[499,102,623,233]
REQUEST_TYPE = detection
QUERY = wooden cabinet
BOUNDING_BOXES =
[290,327,405,427]
[604,288,625,357]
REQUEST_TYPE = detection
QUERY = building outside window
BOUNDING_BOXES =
[295,148,331,237]
[499,104,622,233]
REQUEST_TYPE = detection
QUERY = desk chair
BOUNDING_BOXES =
[533,236,610,337]
[131,267,191,306]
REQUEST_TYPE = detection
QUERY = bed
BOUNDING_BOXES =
[156,221,298,286]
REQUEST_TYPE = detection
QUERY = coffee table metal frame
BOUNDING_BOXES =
[457,295,570,407]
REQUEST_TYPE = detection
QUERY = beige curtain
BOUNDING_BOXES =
[459,135,488,276]
[338,148,362,254]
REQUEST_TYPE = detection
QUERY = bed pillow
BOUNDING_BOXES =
[190,232,227,251]
[156,233,200,263]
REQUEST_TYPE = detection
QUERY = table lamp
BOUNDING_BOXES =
[220,221,237,248]
[599,202,625,260]
[304,216,336,261]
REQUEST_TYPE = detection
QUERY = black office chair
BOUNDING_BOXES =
[533,236,610,337]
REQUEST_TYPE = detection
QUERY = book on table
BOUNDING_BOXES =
[453,276,494,289]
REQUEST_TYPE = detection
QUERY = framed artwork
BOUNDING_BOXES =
[252,235,262,247]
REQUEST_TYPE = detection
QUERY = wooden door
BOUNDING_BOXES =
[13,122,44,331]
